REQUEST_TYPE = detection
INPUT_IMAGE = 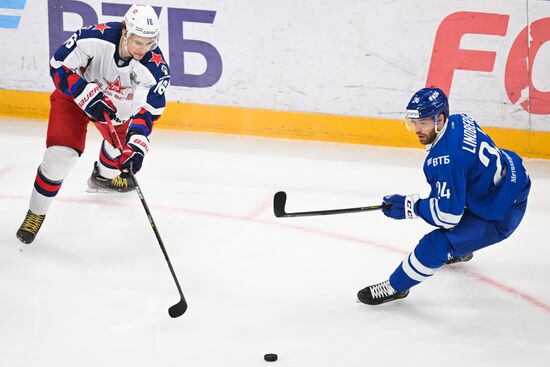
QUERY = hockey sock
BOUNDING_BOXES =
[29,146,78,215]
[98,140,121,179]
[389,230,451,292]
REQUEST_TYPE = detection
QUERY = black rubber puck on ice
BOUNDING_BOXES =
[264,353,278,362]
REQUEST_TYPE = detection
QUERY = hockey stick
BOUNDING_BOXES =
[104,113,187,318]
[273,191,390,218]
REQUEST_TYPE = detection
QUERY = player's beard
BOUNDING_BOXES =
[417,129,436,145]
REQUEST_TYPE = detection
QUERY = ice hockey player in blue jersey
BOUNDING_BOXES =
[357,87,531,305]
[16,4,170,244]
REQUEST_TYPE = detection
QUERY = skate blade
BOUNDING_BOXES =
[86,185,135,194]
[85,185,119,194]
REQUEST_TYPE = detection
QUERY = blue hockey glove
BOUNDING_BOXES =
[74,83,117,122]
[382,194,420,220]
[116,134,150,174]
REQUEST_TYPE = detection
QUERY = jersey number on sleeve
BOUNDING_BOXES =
[479,141,504,185]
[64,33,78,49]
[436,181,451,199]
[153,79,169,95]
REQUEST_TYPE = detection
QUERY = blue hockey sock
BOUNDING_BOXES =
[389,250,436,292]
[389,230,450,292]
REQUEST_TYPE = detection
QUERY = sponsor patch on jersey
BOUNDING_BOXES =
[427,155,450,167]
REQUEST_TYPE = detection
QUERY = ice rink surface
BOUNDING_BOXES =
[1,117,549,366]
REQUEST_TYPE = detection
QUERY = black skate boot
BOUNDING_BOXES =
[357,280,410,305]
[87,161,135,193]
[16,210,46,244]
[445,253,473,265]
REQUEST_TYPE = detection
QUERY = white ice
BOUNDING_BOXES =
[1,117,549,366]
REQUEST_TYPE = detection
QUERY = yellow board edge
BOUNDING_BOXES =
[1,89,548,159]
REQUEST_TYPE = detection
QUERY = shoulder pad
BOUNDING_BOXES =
[77,22,122,45]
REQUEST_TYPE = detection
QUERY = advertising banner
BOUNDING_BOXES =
[1,1,549,140]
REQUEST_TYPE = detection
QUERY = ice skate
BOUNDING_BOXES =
[86,161,135,193]
[16,210,46,244]
[445,253,473,265]
[357,280,409,305]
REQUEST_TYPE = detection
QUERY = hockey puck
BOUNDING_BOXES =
[264,353,278,362]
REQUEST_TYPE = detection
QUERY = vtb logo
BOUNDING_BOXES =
[0,0,26,29]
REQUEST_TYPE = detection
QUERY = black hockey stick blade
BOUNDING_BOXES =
[273,191,288,217]
[273,191,390,218]
[169,297,188,318]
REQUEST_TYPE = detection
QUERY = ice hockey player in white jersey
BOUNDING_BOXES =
[357,87,531,305]
[17,4,170,244]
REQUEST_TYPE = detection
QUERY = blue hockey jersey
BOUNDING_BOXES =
[50,22,170,137]
[416,114,528,229]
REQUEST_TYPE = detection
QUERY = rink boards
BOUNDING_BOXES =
[0,89,549,159]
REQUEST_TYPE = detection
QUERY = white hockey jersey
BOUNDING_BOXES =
[50,22,170,136]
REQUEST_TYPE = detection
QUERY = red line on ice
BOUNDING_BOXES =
[2,193,549,313]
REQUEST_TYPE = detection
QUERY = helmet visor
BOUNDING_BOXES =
[126,33,158,52]
[405,115,436,132]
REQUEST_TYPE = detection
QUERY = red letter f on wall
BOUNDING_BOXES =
[426,12,509,96]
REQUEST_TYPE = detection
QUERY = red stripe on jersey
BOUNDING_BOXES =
[66,73,81,92]
[132,118,148,127]
[53,72,61,88]
[138,108,159,122]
